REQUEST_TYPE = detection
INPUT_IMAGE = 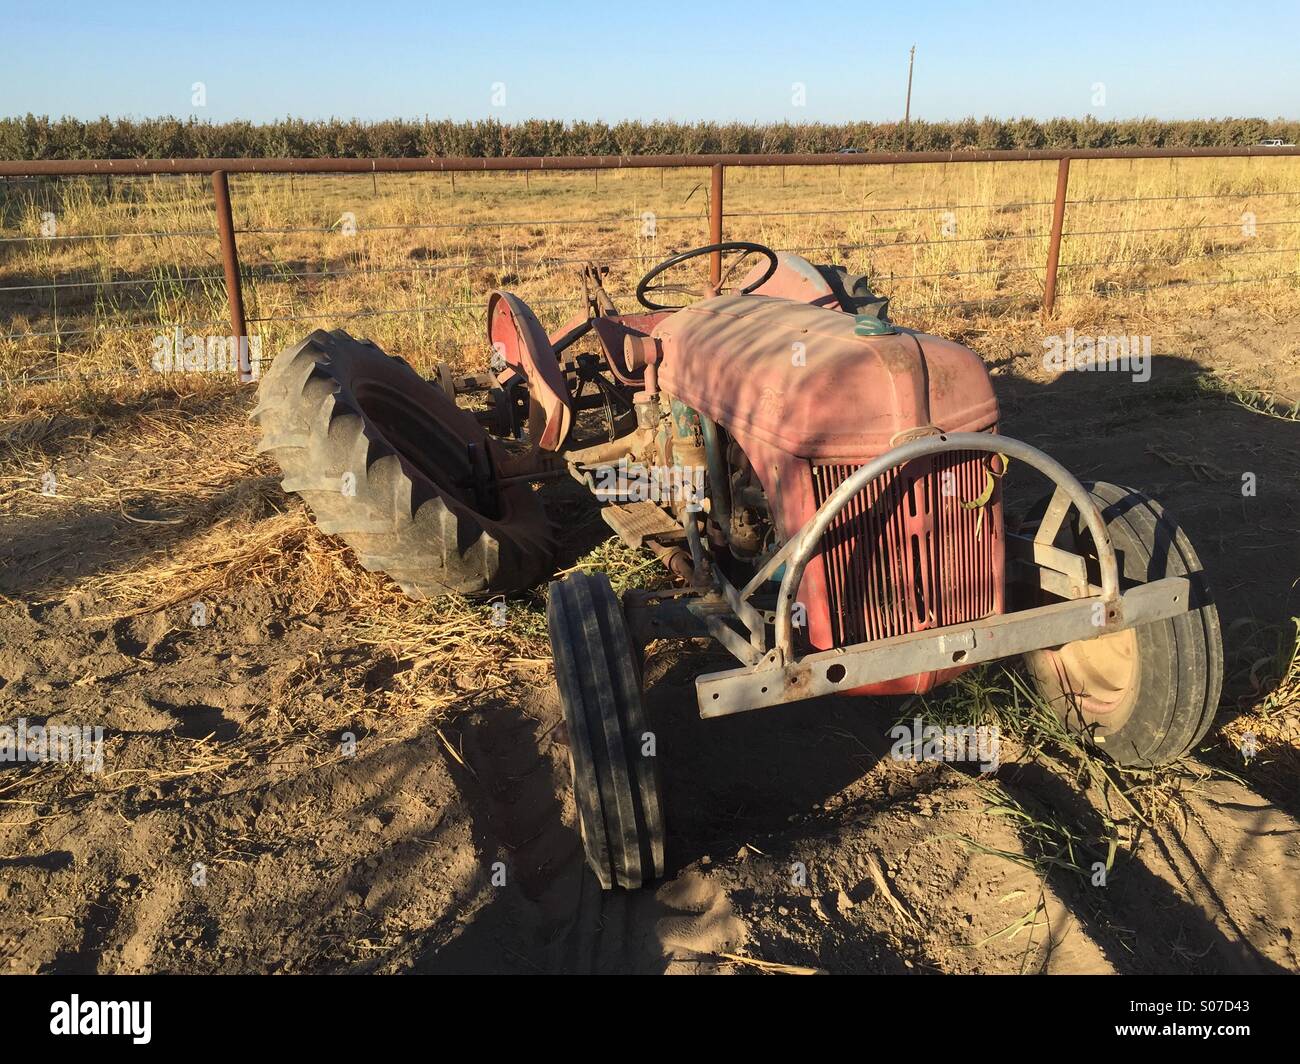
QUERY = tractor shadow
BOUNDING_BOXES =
[0,473,278,604]
[997,351,1300,815]
[410,688,759,974]
[997,352,1299,647]
[0,384,243,465]
[994,759,1293,973]
[644,646,899,865]
[0,386,275,604]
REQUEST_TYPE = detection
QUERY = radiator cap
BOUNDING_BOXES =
[853,314,896,336]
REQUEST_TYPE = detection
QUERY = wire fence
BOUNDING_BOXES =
[2,150,1298,386]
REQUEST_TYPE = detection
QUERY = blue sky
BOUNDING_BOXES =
[4,0,1296,122]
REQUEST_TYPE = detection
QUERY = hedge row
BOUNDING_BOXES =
[2,115,1297,160]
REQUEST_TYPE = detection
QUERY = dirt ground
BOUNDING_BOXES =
[1,307,1297,975]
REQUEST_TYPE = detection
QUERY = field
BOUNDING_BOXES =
[0,158,1298,973]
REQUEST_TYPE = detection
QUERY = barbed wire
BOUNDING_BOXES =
[7,181,1295,218]
[244,295,591,326]
[0,272,225,294]
[0,252,675,296]
[1060,270,1299,300]
[783,233,1047,254]
[3,237,1291,299]
[234,215,707,236]
[723,200,1055,219]
[7,188,1298,244]
[890,292,1028,313]
[0,228,214,244]
[5,233,1295,299]
[1062,219,1300,237]
[1058,244,1300,270]
[5,173,1300,372]
[9,264,1296,349]
[889,270,1297,313]
[1066,189,1300,206]
[4,317,228,341]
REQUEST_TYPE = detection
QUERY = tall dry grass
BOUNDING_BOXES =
[1,156,1297,389]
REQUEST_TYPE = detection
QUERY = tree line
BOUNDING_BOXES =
[2,114,1297,159]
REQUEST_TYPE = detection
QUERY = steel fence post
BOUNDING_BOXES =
[212,170,251,381]
[709,163,724,287]
[1042,156,1071,318]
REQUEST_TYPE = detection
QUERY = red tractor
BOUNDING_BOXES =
[254,242,1223,890]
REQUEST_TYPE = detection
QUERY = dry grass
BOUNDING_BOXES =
[356,597,552,719]
[87,509,400,618]
[2,157,1298,385]
[1218,617,1300,789]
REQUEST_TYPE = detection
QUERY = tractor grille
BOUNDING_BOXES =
[810,452,1000,647]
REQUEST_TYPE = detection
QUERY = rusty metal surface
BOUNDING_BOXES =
[1005,532,1091,595]
[738,251,841,307]
[695,575,1192,717]
[600,501,686,548]
[1042,157,1072,316]
[211,171,249,381]
[654,295,998,460]
[3,146,1297,177]
[486,291,573,451]
[654,295,1004,671]
[622,587,731,644]
[589,313,668,386]
[806,452,1005,691]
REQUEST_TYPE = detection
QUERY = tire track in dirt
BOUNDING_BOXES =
[430,685,745,974]
[434,672,1192,974]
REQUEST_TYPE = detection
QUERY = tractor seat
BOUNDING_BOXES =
[487,291,573,451]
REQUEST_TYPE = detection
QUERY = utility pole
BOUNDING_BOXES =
[903,45,916,151]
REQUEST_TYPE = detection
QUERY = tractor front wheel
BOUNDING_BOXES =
[547,572,665,889]
[1018,482,1223,766]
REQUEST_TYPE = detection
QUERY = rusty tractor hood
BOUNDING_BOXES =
[653,295,998,461]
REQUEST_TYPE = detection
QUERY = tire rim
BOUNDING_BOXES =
[1039,626,1139,725]
[351,380,502,519]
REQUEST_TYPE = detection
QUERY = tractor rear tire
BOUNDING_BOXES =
[1018,481,1223,766]
[547,571,665,890]
[252,329,553,598]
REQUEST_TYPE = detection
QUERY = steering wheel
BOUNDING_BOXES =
[636,241,779,311]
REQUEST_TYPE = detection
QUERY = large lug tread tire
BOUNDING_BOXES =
[1021,481,1223,767]
[547,572,665,890]
[252,329,554,597]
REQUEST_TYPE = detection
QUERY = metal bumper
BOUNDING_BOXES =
[688,431,1193,719]
[696,576,1188,717]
